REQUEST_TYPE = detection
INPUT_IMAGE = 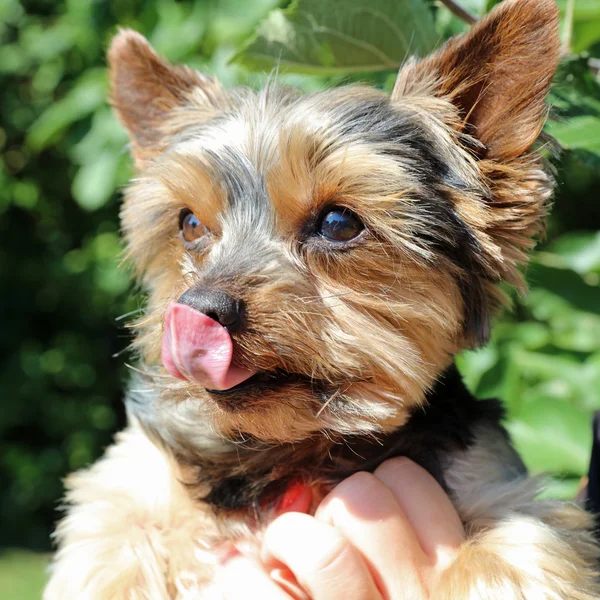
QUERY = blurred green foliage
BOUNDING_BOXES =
[1,0,599,575]
[0,550,49,599]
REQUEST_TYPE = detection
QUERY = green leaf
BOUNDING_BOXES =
[555,0,600,53]
[0,0,24,25]
[546,115,600,156]
[572,20,600,54]
[507,322,551,350]
[538,476,582,500]
[71,151,119,211]
[70,108,127,165]
[456,345,498,394]
[435,0,485,38]
[149,0,207,62]
[0,551,48,600]
[26,69,107,151]
[202,0,284,48]
[233,0,437,74]
[550,56,600,116]
[546,56,600,165]
[20,21,76,62]
[544,231,600,275]
[528,263,600,316]
[0,44,28,75]
[508,397,592,476]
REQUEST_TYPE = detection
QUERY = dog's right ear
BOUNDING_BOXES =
[108,30,227,168]
[392,0,560,161]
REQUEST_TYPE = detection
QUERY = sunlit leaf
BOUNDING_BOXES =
[545,231,600,275]
[555,0,600,53]
[547,56,600,165]
[27,69,107,151]
[233,0,437,74]
[20,21,76,61]
[149,0,207,61]
[456,345,498,393]
[547,115,600,156]
[70,107,127,164]
[202,0,284,48]
[528,263,600,316]
[508,397,591,476]
[71,151,119,211]
[538,476,582,500]
[436,0,485,38]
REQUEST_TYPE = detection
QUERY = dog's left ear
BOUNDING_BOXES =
[393,0,560,160]
[108,30,227,168]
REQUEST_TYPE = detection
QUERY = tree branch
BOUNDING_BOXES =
[438,0,478,25]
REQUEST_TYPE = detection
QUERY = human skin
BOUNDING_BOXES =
[216,458,465,600]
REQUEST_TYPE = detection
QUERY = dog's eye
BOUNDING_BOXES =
[318,208,364,242]
[179,209,207,243]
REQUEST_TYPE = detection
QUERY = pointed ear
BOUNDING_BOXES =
[392,0,560,160]
[107,30,227,168]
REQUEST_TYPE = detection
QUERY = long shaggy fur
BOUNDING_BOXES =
[45,0,600,598]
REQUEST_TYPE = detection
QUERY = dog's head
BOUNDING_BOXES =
[110,0,559,443]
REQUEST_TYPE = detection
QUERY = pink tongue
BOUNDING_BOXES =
[162,302,256,391]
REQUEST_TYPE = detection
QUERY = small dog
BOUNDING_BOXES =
[44,0,600,597]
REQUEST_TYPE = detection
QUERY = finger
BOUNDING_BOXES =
[217,555,292,600]
[315,471,429,599]
[374,458,464,570]
[270,567,311,600]
[261,512,382,600]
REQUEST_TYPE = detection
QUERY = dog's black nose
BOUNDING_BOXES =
[177,287,244,332]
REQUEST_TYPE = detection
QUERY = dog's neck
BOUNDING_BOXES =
[127,365,505,519]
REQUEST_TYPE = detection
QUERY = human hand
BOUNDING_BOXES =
[216,457,464,599]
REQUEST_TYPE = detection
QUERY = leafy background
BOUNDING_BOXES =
[1,0,599,597]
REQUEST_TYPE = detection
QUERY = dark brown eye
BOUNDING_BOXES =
[318,208,364,242]
[179,209,207,243]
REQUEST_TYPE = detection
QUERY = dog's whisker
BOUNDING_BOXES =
[115,308,145,321]
[124,362,171,379]
[316,386,347,418]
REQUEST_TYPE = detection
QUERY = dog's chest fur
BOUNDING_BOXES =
[128,365,525,523]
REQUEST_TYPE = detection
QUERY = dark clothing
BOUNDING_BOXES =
[587,412,600,522]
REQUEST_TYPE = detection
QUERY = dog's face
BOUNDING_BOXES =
[109,0,559,443]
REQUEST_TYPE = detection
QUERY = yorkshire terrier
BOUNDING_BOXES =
[44,0,600,597]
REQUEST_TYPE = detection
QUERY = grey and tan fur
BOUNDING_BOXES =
[45,0,600,598]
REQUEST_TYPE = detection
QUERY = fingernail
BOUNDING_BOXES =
[270,568,310,600]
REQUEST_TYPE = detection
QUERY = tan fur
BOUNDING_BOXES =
[44,422,218,600]
[121,83,475,442]
[393,0,560,291]
[435,430,600,599]
[45,423,600,599]
[46,0,600,598]
[109,30,228,169]
[393,0,559,160]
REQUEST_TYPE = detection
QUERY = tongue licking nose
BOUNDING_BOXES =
[161,302,256,390]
